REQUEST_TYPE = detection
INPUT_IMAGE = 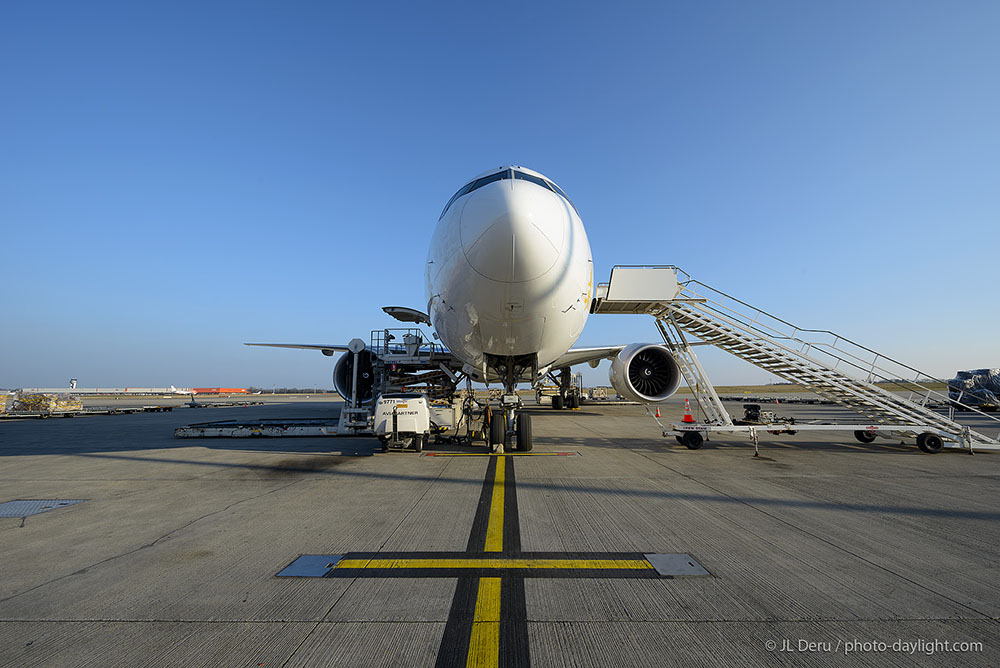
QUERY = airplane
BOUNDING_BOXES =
[247,166,683,451]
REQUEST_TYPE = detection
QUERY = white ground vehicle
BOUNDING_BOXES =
[373,393,431,452]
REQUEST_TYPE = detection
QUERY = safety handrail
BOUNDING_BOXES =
[681,283,1000,427]
[602,265,1000,429]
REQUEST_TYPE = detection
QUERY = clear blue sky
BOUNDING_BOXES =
[2,1,997,389]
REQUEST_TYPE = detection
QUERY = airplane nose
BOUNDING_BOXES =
[459,180,567,282]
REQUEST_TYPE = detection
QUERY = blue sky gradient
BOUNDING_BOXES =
[2,2,997,389]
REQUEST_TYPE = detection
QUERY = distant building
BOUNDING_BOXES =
[192,388,248,395]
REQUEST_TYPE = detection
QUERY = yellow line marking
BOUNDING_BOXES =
[466,577,501,668]
[484,456,505,552]
[334,558,653,570]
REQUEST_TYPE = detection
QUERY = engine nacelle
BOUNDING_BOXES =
[333,349,377,403]
[609,343,682,403]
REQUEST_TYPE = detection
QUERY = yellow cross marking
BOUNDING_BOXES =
[334,557,654,570]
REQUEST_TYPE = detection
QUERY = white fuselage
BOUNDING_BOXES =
[426,166,593,382]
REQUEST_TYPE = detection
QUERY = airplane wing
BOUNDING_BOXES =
[244,343,351,357]
[549,346,625,370]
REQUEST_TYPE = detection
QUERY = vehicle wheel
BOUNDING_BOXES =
[675,435,684,445]
[379,437,389,453]
[516,414,533,451]
[413,434,424,452]
[917,432,943,454]
[854,430,877,444]
[552,395,563,410]
[681,431,703,450]
[489,414,505,448]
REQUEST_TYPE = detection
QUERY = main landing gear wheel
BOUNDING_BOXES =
[567,394,579,409]
[552,395,563,410]
[854,430,877,444]
[516,414,533,451]
[489,414,505,452]
[917,432,943,454]
[681,432,703,450]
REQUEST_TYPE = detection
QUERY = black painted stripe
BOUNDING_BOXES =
[502,456,521,555]
[500,457,530,667]
[500,575,530,668]
[434,576,479,668]
[467,456,499,553]
[436,456,500,667]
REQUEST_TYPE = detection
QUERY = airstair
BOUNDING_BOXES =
[592,266,1000,453]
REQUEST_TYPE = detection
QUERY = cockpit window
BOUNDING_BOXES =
[439,169,512,219]
[439,168,580,219]
[513,170,551,191]
[514,169,580,216]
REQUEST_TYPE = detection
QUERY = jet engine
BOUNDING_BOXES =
[333,349,377,403]
[609,343,682,403]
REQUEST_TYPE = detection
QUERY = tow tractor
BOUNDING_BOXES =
[373,393,431,452]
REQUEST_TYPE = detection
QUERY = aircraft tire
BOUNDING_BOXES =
[552,395,563,410]
[516,414,533,451]
[490,414,505,448]
[854,430,877,444]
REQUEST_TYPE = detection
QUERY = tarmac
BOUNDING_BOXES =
[1,396,998,667]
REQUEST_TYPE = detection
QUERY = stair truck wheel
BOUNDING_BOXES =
[516,414,533,451]
[917,432,943,454]
[854,430,877,444]
[681,431,703,450]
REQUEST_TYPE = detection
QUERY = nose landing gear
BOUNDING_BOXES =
[485,393,533,452]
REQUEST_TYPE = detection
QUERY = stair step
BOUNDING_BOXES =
[663,302,999,444]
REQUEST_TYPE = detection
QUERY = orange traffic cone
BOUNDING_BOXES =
[654,407,661,418]
[682,399,696,423]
